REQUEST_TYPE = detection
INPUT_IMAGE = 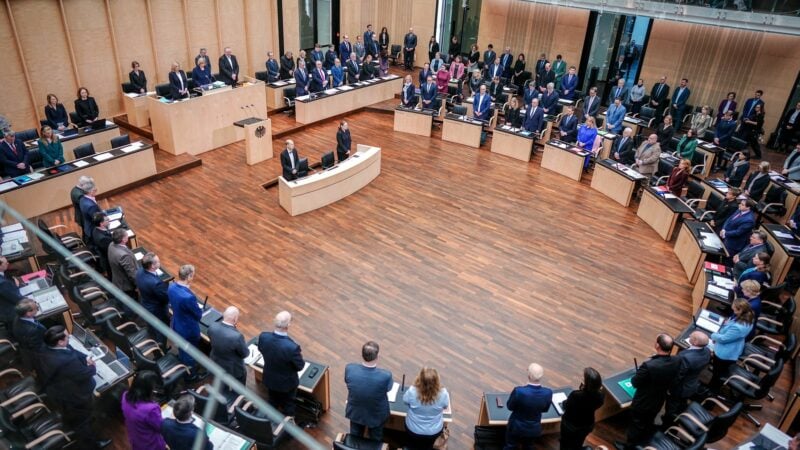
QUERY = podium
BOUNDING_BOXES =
[233,117,273,165]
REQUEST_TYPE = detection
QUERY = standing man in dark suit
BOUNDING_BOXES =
[310,43,324,65]
[500,47,514,79]
[324,46,337,70]
[336,121,351,162]
[195,48,212,73]
[0,130,30,177]
[340,35,353,62]
[403,27,418,70]
[266,51,281,82]
[741,90,765,123]
[732,230,769,278]
[558,106,579,142]
[345,341,393,441]
[79,179,101,240]
[0,256,23,329]
[280,51,295,80]
[257,311,305,417]
[483,44,496,68]
[612,128,636,165]
[743,162,771,201]
[136,252,170,344]
[12,299,45,371]
[524,98,545,134]
[536,63,555,93]
[280,140,301,181]
[90,212,113,277]
[168,264,204,380]
[218,47,240,86]
[649,76,670,125]
[71,176,92,239]
[208,306,248,401]
[295,60,310,96]
[363,25,376,58]
[161,394,213,450]
[671,78,691,128]
[108,229,137,300]
[664,331,711,426]
[582,87,600,122]
[534,53,548,81]
[721,199,757,256]
[421,75,439,111]
[616,334,680,450]
[504,363,553,450]
[346,53,361,85]
[310,60,329,93]
[485,57,504,82]
[473,84,491,121]
[39,325,112,449]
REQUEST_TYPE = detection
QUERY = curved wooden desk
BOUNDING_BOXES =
[278,145,381,216]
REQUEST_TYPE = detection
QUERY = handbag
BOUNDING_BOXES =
[433,425,450,450]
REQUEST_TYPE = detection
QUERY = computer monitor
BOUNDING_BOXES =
[298,158,309,178]
[89,119,106,130]
[321,151,335,169]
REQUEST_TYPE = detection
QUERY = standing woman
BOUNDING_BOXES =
[449,55,465,81]
[560,368,605,450]
[403,367,450,450]
[448,36,461,61]
[436,65,450,95]
[192,57,214,86]
[741,103,765,159]
[129,61,147,94]
[428,36,439,63]
[691,106,713,137]
[504,96,522,128]
[468,44,480,73]
[169,62,190,100]
[628,79,645,114]
[709,298,755,391]
[44,94,69,130]
[676,128,698,160]
[336,120,351,162]
[666,159,691,196]
[656,114,675,148]
[38,126,64,167]
[379,27,390,53]
[576,117,598,169]
[121,371,166,450]
[512,53,526,86]
[74,87,99,126]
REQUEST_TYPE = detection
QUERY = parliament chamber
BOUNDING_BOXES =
[1,0,800,449]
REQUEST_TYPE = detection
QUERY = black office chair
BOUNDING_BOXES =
[71,288,123,331]
[741,333,796,367]
[638,425,706,450]
[678,398,743,444]
[15,129,38,142]
[723,357,784,426]
[121,82,136,93]
[284,87,297,115]
[233,402,289,450]
[690,192,723,222]
[689,151,706,175]
[110,134,131,148]
[188,385,230,424]
[254,71,268,82]
[594,115,604,129]
[36,219,84,252]
[69,111,81,126]
[637,106,656,130]
[131,345,189,399]
[755,185,787,221]
[453,105,468,116]
[103,316,160,359]
[702,130,715,142]
[680,180,706,207]
[27,150,43,170]
[212,72,221,81]
[72,142,95,159]
[756,296,795,336]
[332,433,387,450]
[388,45,402,66]
[155,83,171,99]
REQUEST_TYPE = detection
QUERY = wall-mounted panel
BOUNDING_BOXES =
[149,0,188,78]
[110,0,156,89]
[0,3,35,128]
[218,0,249,75]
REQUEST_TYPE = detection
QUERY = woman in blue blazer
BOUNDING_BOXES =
[576,117,598,169]
[331,58,345,87]
[44,94,69,130]
[709,298,754,390]
[734,252,771,298]
[191,57,214,86]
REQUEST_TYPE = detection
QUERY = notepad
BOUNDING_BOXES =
[707,284,730,298]
[786,244,800,252]
[1,223,22,233]
[72,160,89,167]
[618,378,636,397]
[2,230,28,243]
[134,252,144,261]
[0,181,17,192]
[387,382,400,402]
[774,230,794,239]
[298,361,310,378]
[272,81,288,87]
[93,152,113,162]
[712,276,735,289]
[552,392,568,415]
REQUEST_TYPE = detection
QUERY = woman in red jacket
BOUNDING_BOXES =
[666,159,691,196]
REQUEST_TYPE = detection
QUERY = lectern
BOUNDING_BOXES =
[233,117,273,165]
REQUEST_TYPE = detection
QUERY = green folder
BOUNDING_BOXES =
[618,378,636,398]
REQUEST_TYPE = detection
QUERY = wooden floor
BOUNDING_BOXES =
[41,102,793,449]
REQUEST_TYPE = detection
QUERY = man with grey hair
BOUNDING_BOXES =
[78,178,100,240]
[168,264,205,380]
[208,306,248,401]
[71,176,93,236]
[218,46,239,86]
[195,47,211,73]
[505,363,553,450]
[0,129,30,177]
[257,311,305,417]
[541,81,560,115]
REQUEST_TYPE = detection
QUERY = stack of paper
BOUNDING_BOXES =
[387,382,400,402]
[700,232,723,250]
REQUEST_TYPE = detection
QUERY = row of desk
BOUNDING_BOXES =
[23,122,122,162]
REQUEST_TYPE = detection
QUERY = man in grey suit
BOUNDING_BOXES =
[663,331,711,426]
[108,229,137,299]
[344,341,394,441]
[208,306,249,402]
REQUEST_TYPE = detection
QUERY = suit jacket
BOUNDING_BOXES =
[344,363,393,427]
[553,60,567,82]
[401,84,417,107]
[168,70,189,100]
[91,226,113,273]
[718,99,738,120]
[108,243,137,292]
[324,50,337,70]
[404,33,417,50]
[733,242,768,277]
[783,149,800,182]
[161,419,212,450]
[266,58,280,82]
[500,53,513,77]
[583,95,600,119]
[310,67,328,93]
[485,63,503,81]
[559,114,578,142]
[294,68,309,96]
[0,138,29,177]
[361,63,376,80]
[136,268,169,315]
[634,142,661,176]
[715,119,737,147]
[418,68,433,86]
[38,346,96,406]
[488,83,504,101]
[339,41,352,62]
[208,321,248,380]
[473,93,491,120]
[336,129,351,161]
[0,274,21,322]
[506,384,553,438]
[540,91,560,113]
[744,172,769,201]
[537,70,555,91]
[12,318,45,352]
[74,97,99,125]
[560,73,579,100]
[722,210,757,256]
[606,103,627,133]
[613,136,635,165]
[631,354,680,414]
[524,106,544,133]
[129,70,147,92]
[218,54,240,85]
[483,50,496,66]
[279,56,295,79]
[71,186,85,227]
[281,148,300,181]
[79,196,101,239]
[257,332,304,392]
[742,98,765,120]
[346,60,361,84]
[45,104,69,129]
[168,283,202,340]
[310,50,324,64]
[608,86,628,104]
[672,87,691,109]
[428,41,440,60]
[649,83,670,108]
[421,82,438,105]
[726,160,750,188]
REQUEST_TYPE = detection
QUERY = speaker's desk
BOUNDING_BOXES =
[294,75,402,124]
[279,145,381,216]
[596,367,637,421]
[442,113,484,148]
[542,140,589,182]
[385,383,453,431]
[393,107,433,137]
[673,220,728,284]
[636,187,693,241]
[148,82,267,156]
[266,79,296,108]
[476,388,572,435]
[122,92,154,127]
[491,126,535,162]
[590,159,646,207]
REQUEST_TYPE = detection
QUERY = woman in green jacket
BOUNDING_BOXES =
[38,125,65,167]
[676,128,698,161]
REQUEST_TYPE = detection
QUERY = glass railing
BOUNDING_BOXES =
[0,201,326,450]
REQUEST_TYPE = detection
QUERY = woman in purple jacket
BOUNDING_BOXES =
[121,371,167,450]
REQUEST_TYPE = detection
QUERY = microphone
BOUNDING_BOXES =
[400,374,406,393]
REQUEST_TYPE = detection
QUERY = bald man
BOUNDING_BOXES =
[208,306,249,401]
[504,363,553,450]
[663,331,711,426]
[257,311,305,417]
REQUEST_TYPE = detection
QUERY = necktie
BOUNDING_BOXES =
[289,151,295,168]
[587,97,593,111]
[620,137,626,148]
[9,142,16,155]
[657,84,663,97]
[616,88,621,98]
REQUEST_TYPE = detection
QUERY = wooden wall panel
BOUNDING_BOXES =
[149,0,188,79]
[10,0,76,125]
[640,20,800,132]
[186,0,219,65]
[0,2,35,129]
[245,0,276,75]
[110,0,156,89]
[218,0,249,75]
[477,0,589,75]
[282,0,300,56]
[64,0,121,122]
[337,0,436,59]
